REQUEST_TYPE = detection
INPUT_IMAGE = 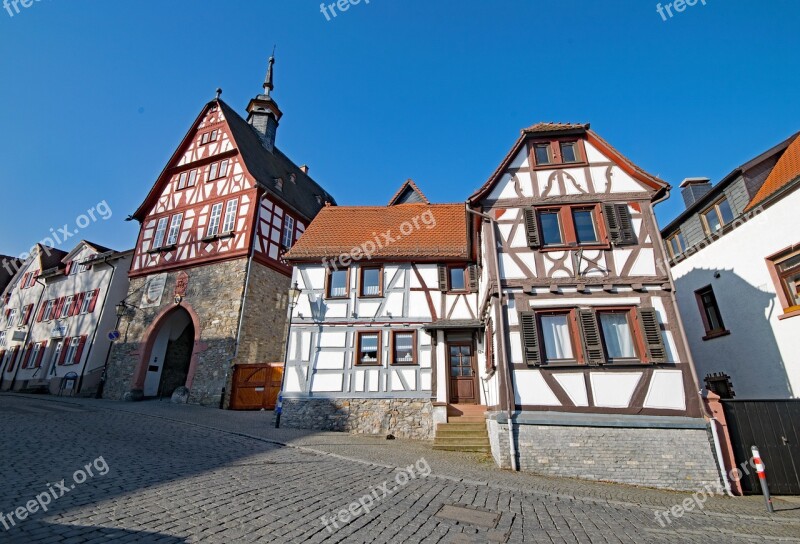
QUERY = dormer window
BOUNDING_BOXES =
[534,144,551,165]
[532,140,584,167]
[274,177,283,191]
[560,142,578,163]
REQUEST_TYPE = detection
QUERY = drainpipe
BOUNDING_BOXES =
[708,414,734,496]
[466,206,518,471]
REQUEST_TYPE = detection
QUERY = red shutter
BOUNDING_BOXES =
[6,347,19,372]
[64,262,73,275]
[36,301,49,323]
[88,289,100,313]
[58,338,70,365]
[21,272,30,289]
[22,343,33,368]
[29,270,39,287]
[69,296,80,317]
[74,336,87,364]
[35,341,47,367]
[54,297,65,318]
[23,305,33,325]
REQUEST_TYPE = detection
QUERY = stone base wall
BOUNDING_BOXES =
[281,398,435,440]
[488,417,722,491]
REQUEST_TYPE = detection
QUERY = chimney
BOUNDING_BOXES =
[680,177,713,208]
[300,165,309,174]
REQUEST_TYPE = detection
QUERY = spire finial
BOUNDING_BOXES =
[215,88,222,100]
[263,46,276,96]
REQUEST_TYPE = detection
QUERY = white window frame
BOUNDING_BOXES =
[43,300,54,321]
[177,172,188,190]
[6,309,16,328]
[69,261,78,276]
[207,203,223,238]
[166,213,183,246]
[81,291,95,314]
[60,296,73,319]
[0,331,5,347]
[51,341,63,368]
[65,337,80,365]
[29,343,41,368]
[222,199,238,234]
[209,162,219,180]
[153,217,168,248]
[187,169,197,187]
[18,306,28,326]
[219,159,229,178]
[281,216,295,248]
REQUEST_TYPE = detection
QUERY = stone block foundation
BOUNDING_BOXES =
[281,398,434,441]
[487,413,723,491]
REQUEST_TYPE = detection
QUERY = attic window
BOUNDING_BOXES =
[290,173,296,183]
[274,177,283,191]
[532,140,585,167]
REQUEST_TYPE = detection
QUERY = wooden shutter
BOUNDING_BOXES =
[74,336,87,364]
[616,204,636,245]
[53,297,64,318]
[88,289,100,312]
[520,312,541,366]
[603,204,622,245]
[7,347,19,372]
[468,265,478,293]
[523,208,540,248]
[22,343,33,368]
[577,309,605,366]
[437,265,448,292]
[58,339,70,365]
[22,305,33,325]
[20,272,30,289]
[638,308,667,363]
[35,341,47,368]
[36,301,48,323]
[73,293,85,315]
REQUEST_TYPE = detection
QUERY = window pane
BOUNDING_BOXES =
[207,204,222,237]
[359,334,379,363]
[153,217,168,248]
[704,209,721,233]
[449,267,466,291]
[669,237,681,256]
[783,272,800,306]
[776,253,800,273]
[539,212,563,245]
[560,142,578,163]
[394,333,414,363]
[718,198,734,225]
[330,270,347,297]
[534,144,551,165]
[167,214,183,245]
[599,313,636,359]
[540,315,574,361]
[701,290,724,331]
[572,210,598,244]
[362,268,381,296]
[281,217,295,248]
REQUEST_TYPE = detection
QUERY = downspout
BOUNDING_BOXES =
[467,206,518,471]
[708,413,734,496]
[76,255,117,395]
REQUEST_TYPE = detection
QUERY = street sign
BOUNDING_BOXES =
[108,330,121,342]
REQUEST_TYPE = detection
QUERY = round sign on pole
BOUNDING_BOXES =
[108,330,121,342]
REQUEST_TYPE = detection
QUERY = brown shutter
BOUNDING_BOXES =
[523,208,540,248]
[615,204,637,245]
[437,265,448,292]
[468,265,478,293]
[36,301,48,323]
[520,312,541,366]
[638,308,666,363]
[577,309,605,366]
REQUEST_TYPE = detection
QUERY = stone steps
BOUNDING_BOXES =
[433,412,491,453]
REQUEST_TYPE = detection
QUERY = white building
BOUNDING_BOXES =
[662,132,800,399]
[0,241,132,395]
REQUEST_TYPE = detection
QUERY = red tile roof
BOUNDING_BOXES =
[284,203,469,261]
[523,122,590,133]
[746,134,800,211]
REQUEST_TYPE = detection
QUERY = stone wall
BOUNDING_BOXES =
[104,259,249,407]
[487,415,722,491]
[281,398,435,440]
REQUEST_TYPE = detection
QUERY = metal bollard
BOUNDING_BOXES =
[751,445,774,513]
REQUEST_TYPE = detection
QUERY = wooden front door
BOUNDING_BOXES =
[448,342,478,404]
[230,363,284,410]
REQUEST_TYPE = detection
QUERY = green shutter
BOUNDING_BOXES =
[615,204,637,245]
[577,309,605,366]
[520,312,541,366]
[468,265,479,293]
[523,208,540,248]
[638,308,667,363]
[603,203,622,245]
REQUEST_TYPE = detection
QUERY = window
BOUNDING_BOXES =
[695,286,728,339]
[19,304,33,326]
[767,246,800,315]
[81,291,95,314]
[539,312,576,364]
[153,217,168,248]
[281,216,295,248]
[449,266,467,292]
[0,331,5,347]
[222,199,238,233]
[701,197,734,235]
[533,143,551,165]
[219,159,229,178]
[560,142,578,163]
[538,210,563,246]
[327,269,349,298]
[64,337,80,365]
[356,331,381,365]
[69,261,78,276]
[209,159,229,181]
[209,162,219,180]
[43,299,54,321]
[60,296,73,319]
[207,203,223,238]
[392,331,416,365]
[6,309,16,328]
[360,267,382,297]
[166,213,183,246]
[200,129,218,145]
[572,208,598,244]
[667,231,686,258]
[177,171,188,190]
[51,341,63,368]
[187,169,197,187]
[29,343,41,368]
[597,311,637,360]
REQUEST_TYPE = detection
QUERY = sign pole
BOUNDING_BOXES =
[751,445,774,513]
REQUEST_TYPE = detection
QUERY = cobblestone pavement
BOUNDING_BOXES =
[1,394,799,543]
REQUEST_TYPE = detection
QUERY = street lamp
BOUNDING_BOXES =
[275,281,302,428]
[115,301,128,318]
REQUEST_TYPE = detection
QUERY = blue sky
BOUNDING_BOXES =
[1,0,798,258]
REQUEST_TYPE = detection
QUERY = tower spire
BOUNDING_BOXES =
[263,46,276,96]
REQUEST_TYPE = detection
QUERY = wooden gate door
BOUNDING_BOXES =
[448,342,478,404]
[722,399,800,495]
[230,363,284,410]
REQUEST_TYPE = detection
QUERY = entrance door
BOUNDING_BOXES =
[448,342,477,404]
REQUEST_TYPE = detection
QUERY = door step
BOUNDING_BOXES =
[433,421,491,453]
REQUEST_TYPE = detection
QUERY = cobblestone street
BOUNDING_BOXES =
[1,394,799,543]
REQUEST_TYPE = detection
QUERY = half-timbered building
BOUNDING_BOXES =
[469,123,721,489]
[104,58,335,406]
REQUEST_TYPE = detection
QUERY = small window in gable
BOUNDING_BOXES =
[533,143,551,165]
[560,142,579,163]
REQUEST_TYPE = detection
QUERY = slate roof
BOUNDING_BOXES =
[284,202,469,261]
[0,255,20,292]
[746,133,800,211]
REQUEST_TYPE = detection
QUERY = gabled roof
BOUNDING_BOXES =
[745,133,800,211]
[132,98,335,222]
[0,255,20,292]
[469,122,669,203]
[284,203,469,261]
[37,245,68,271]
[61,240,118,263]
[388,179,429,205]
